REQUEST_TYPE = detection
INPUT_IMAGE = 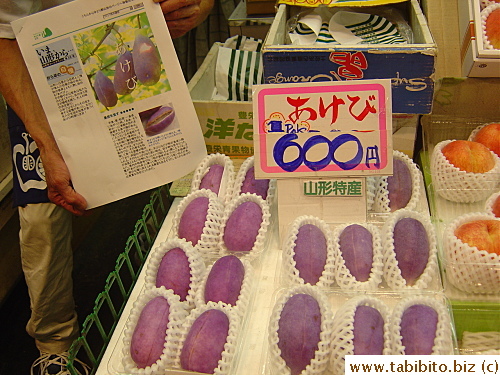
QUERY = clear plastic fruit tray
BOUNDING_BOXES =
[264,287,458,375]
[98,193,279,375]
[420,115,500,302]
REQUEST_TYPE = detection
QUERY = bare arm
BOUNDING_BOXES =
[0,38,87,215]
[154,0,215,39]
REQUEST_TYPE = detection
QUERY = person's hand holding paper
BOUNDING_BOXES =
[154,0,214,39]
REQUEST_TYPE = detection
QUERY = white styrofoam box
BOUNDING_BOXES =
[458,0,500,77]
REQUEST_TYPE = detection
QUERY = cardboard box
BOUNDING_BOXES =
[430,77,500,119]
[420,0,462,79]
[229,0,274,40]
[392,113,420,158]
[189,44,421,159]
[458,0,500,77]
[262,0,437,114]
[188,43,255,158]
[245,0,277,16]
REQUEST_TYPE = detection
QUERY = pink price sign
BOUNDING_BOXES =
[253,80,393,179]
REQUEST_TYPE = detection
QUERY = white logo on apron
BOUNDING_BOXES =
[12,133,46,192]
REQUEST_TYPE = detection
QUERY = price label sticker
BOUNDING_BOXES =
[253,80,393,179]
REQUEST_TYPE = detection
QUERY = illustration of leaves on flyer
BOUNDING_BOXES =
[74,12,171,112]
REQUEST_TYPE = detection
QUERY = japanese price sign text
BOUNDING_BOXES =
[253,80,392,178]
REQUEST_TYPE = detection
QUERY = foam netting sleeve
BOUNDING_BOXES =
[430,140,500,203]
[144,238,206,310]
[485,190,500,217]
[217,193,271,262]
[230,155,277,206]
[462,331,500,354]
[332,223,384,290]
[329,296,392,374]
[121,288,189,375]
[171,189,225,258]
[468,122,493,142]
[382,209,439,290]
[267,285,333,375]
[482,4,500,50]
[171,302,241,375]
[190,153,235,204]
[389,295,455,355]
[372,150,422,213]
[481,0,499,10]
[443,212,500,294]
[366,176,379,211]
[194,257,254,320]
[281,215,336,288]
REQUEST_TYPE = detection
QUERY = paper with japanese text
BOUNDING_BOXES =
[12,0,207,209]
[253,80,393,179]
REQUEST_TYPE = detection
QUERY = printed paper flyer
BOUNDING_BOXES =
[12,0,207,208]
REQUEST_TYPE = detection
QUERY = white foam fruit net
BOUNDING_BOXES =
[194,257,254,320]
[443,212,500,294]
[382,209,439,290]
[482,4,500,50]
[468,122,489,142]
[366,176,378,211]
[281,215,336,288]
[190,153,235,204]
[267,285,333,375]
[373,150,422,213]
[217,193,271,262]
[171,189,225,258]
[332,223,384,290]
[231,155,277,206]
[144,238,206,311]
[481,0,498,10]
[121,288,189,375]
[390,295,455,356]
[462,331,500,354]
[485,190,500,217]
[430,140,500,203]
[329,296,391,374]
[172,302,241,375]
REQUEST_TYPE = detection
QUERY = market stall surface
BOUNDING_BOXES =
[0,189,154,375]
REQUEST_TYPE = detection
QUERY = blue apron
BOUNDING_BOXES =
[7,106,49,207]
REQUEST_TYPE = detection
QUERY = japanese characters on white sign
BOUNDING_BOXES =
[253,80,393,179]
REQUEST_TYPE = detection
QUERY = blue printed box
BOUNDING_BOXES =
[262,0,437,114]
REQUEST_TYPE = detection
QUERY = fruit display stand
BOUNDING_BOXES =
[419,114,500,355]
[67,184,175,374]
[65,154,462,375]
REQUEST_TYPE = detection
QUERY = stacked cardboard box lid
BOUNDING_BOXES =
[261,0,437,114]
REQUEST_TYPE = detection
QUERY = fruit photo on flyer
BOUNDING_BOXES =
[73,12,170,112]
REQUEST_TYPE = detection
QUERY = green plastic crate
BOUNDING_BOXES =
[452,301,500,344]
[67,184,173,374]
